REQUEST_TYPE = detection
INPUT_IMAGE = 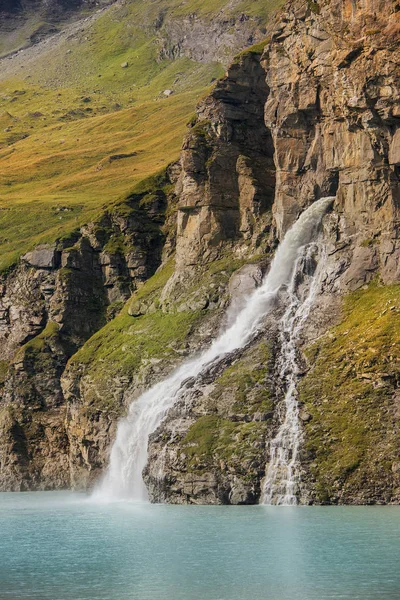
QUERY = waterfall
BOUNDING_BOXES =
[262,242,326,505]
[93,196,334,502]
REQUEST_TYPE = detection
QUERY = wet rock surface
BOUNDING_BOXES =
[144,0,400,505]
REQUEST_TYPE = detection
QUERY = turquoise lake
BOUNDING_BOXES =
[1,493,400,600]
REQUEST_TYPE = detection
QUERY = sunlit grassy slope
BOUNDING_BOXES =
[0,0,284,271]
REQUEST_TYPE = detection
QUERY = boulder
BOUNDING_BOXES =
[23,245,57,269]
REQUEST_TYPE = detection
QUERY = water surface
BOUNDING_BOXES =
[0,492,399,600]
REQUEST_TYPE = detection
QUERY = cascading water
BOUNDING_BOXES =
[262,242,326,505]
[93,196,334,502]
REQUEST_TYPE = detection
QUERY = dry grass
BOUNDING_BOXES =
[0,0,285,271]
[0,90,205,269]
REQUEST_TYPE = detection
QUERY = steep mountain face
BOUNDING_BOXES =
[0,0,399,503]
[143,0,400,504]
[0,0,281,491]
[0,175,175,490]
[0,0,278,272]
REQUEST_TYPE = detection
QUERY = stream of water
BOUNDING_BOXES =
[95,197,334,502]
[262,243,326,504]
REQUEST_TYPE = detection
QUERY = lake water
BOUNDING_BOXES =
[0,493,399,600]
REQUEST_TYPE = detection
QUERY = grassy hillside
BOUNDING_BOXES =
[0,0,284,271]
[300,282,400,503]
[0,86,212,269]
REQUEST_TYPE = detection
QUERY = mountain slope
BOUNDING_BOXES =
[0,0,283,271]
[0,0,399,504]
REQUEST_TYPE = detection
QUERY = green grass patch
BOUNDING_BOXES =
[182,415,269,476]
[214,342,273,412]
[179,340,274,477]
[307,1,321,14]
[68,258,203,410]
[20,321,60,355]
[300,282,400,502]
[0,0,284,269]
[233,38,270,64]
[73,307,200,371]
[0,360,9,385]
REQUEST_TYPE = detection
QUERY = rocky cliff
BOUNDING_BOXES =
[0,172,176,489]
[0,0,399,503]
[144,0,400,504]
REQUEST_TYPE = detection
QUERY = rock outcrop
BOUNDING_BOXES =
[144,0,400,504]
[0,173,175,490]
[157,13,269,65]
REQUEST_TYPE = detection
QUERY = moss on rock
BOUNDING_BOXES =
[300,282,400,504]
[213,342,273,413]
[156,339,276,502]
[182,415,270,481]
[19,321,61,356]
[67,259,205,412]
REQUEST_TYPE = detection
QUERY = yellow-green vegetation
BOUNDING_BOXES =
[0,360,9,386]
[180,342,273,477]
[0,91,202,270]
[307,0,321,15]
[182,416,269,481]
[128,259,176,315]
[69,309,204,410]
[233,38,270,64]
[0,0,284,271]
[20,321,60,355]
[19,322,61,365]
[213,343,273,413]
[300,282,400,503]
[74,309,201,372]
[184,415,240,461]
[68,262,204,410]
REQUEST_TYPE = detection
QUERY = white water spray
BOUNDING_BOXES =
[262,242,326,505]
[93,197,334,502]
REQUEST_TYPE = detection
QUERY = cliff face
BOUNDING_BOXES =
[175,0,399,287]
[145,0,400,504]
[0,177,174,490]
[268,0,399,278]
[0,0,399,502]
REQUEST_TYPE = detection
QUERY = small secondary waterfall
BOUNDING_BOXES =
[94,197,334,502]
[262,243,326,505]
